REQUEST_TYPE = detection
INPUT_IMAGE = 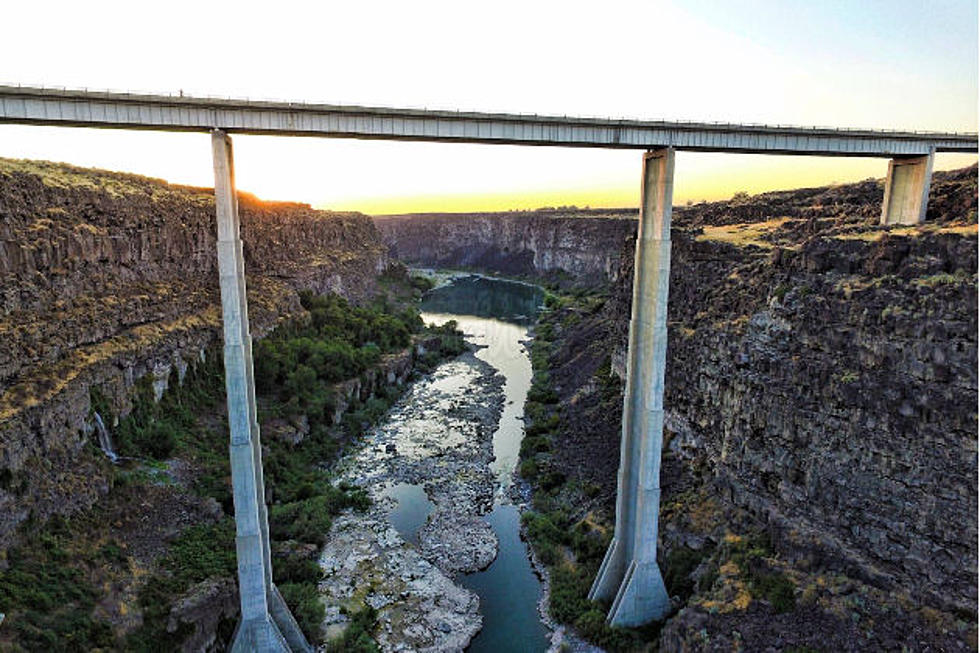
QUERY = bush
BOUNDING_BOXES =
[728,532,796,613]
[165,520,238,586]
[325,606,380,653]
[548,564,592,624]
[0,524,115,650]
[750,569,796,613]
[274,557,322,585]
[664,546,707,599]
[279,582,325,643]
[410,275,434,293]
[104,354,224,461]
[270,496,336,546]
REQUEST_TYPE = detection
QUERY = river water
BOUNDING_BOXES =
[318,275,550,651]
[421,276,550,652]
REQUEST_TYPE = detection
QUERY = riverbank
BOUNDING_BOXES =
[0,279,472,650]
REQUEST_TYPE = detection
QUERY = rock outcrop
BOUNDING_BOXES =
[373,209,635,286]
[0,158,388,550]
[541,166,978,648]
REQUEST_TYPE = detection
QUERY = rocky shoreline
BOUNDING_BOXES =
[507,478,605,653]
[317,349,507,651]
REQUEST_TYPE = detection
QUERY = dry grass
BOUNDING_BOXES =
[0,157,211,204]
[695,217,792,249]
[0,307,222,422]
[834,222,978,242]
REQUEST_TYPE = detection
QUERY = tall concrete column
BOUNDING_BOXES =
[212,130,312,653]
[880,149,934,225]
[588,148,673,627]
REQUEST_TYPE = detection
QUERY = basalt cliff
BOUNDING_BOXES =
[373,209,635,286]
[0,159,388,550]
[534,166,978,650]
[379,167,978,650]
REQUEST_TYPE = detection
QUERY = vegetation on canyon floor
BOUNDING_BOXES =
[0,277,465,651]
[519,290,654,651]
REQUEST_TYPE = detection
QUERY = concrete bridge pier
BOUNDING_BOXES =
[212,129,312,653]
[880,149,934,225]
[588,148,673,627]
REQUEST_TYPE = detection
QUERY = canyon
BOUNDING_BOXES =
[375,167,977,651]
[0,155,975,651]
[409,166,977,650]
[374,209,635,287]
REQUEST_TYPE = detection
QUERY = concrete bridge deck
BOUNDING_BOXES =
[0,85,974,156]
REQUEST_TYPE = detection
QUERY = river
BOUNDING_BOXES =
[422,276,550,653]
[318,274,550,651]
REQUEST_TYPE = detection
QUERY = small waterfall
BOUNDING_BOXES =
[93,412,119,463]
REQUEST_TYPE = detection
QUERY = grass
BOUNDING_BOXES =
[324,606,380,652]
[910,269,974,287]
[696,217,791,249]
[725,533,796,614]
[0,156,192,200]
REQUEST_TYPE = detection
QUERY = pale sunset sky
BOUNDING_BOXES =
[0,0,976,213]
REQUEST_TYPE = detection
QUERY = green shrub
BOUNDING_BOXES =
[279,582,325,643]
[104,354,224,461]
[270,496,336,546]
[325,606,380,653]
[727,532,796,613]
[549,564,593,624]
[274,557,322,585]
[750,569,796,613]
[664,546,707,599]
[409,275,434,293]
[0,525,115,650]
[520,458,539,480]
[165,520,238,586]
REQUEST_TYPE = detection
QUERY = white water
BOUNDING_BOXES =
[93,412,119,463]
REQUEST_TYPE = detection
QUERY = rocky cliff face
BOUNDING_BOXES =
[373,209,635,286]
[0,159,388,549]
[540,166,978,649]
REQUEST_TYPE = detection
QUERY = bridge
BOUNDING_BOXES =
[1,85,975,156]
[2,84,975,648]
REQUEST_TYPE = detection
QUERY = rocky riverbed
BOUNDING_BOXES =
[318,350,505,651]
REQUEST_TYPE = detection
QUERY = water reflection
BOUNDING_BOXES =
[421,276,544,325]
[382,483,433,546]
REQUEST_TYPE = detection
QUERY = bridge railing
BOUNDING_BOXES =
[1,81,974,140]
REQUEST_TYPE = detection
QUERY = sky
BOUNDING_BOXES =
[0,0,976,213]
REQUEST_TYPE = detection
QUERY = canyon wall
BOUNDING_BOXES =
[373,209,635,285]
[540,166,978,646]
[0,159,388,548]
